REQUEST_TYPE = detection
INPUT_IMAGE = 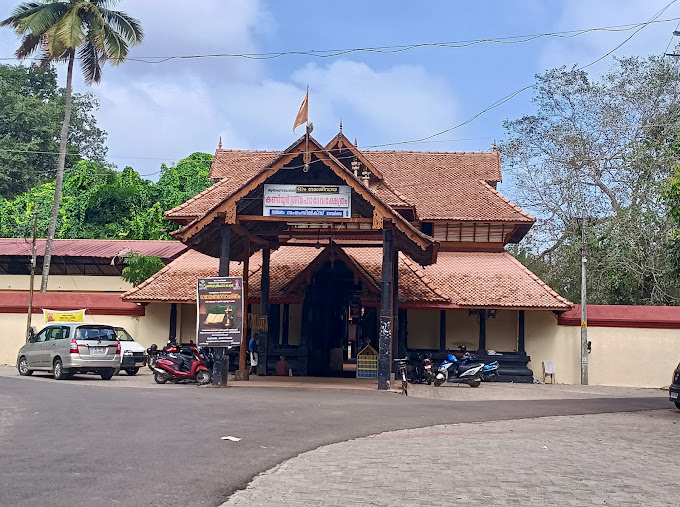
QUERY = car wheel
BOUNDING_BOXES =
[124,368,139,376]
[17,356,33,376]
[53,358,68,380]
[100,369,115,380]
[675,401,680,410]
[196,370,211,386]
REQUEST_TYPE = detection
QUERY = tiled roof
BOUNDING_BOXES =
[364,150,502,183]
[422,251,572,309]
[123,246,571,310]
[209,149,279,179]
[0,238,186,261]
[175,144,524,223]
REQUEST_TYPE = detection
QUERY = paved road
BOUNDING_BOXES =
[0,372,670,507]
[225,410,680,506]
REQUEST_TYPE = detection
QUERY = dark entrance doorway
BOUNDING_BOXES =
[300,259,362,377]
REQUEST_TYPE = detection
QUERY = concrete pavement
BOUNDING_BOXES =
[0,366,672,506]
[224,409,680,506]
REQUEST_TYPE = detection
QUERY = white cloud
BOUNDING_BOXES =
[539,0,677,72]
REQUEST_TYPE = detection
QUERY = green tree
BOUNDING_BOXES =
[1,0,143,292]
[121,253,165,287]
[0,154,213,241]
[502,56,680,305]
[0,63,107,198]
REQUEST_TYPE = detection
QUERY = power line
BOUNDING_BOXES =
[363,0,679,150]
[1,17,679,63]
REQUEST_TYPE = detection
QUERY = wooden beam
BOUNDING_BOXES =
[238,215,372,223]
[231,223,271,247]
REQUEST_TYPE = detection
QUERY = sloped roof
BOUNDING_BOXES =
[364,150,502,183]
[208,148,502,183]
[422,251,572,310]
[0,238,186,261]
[123,246,571,310]
[175,143,521,224]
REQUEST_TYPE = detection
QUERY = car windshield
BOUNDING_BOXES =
[115,328,134,342]
[75,326,117,341]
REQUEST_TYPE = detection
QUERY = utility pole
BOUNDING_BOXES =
[25,210,39,342]
[580,217,588,385]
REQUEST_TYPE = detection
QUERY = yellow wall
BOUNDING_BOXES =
[406,309,439,349]
[179,303,197,343]
[485,310,518,352]
[445,310,478,350]
[524,311,580,385]
[585,326,680,388]
[0,275,132,292]
[1,303,170,366]
[406,309,518,352]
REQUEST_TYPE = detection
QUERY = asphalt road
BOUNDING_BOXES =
[0,373,668,507]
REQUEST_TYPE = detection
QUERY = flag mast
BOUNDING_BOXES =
[293,86,311,171]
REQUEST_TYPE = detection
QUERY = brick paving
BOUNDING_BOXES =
[223,409,680,506]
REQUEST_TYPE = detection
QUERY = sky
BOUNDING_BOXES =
[1,0,679,185]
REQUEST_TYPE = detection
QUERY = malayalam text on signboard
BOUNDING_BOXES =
[196,277,244,347]
[263,184,351,218]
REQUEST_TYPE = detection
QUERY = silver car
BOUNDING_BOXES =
[17,323,121,380]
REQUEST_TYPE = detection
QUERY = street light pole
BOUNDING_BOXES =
[580,218,588,385]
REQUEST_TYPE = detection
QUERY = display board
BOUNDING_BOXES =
[263,184,351,218]
[196,277,244,347]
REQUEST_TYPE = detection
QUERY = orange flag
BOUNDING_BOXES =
[293,89,309,132]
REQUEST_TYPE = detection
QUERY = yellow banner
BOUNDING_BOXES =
[43,309,86,323]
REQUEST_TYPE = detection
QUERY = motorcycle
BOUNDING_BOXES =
[153,344,212,385]
[433,353,483,387]
[147,341,180,371]
[422,353,435,385]
[456,346,500,382]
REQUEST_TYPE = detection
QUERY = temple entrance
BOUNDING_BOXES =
[300,258,362,377]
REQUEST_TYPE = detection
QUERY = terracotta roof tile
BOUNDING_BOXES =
[423,251,572,309]
[208,149,279,179]
[124,247,570,310]
[365,150,502,183]
[180,144,524,223]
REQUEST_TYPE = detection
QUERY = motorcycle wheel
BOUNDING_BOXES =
[426,377,432,385]
[483,373,497,382]
[434,378,445,387]
[468,379,482,388]
[154,372,169,384]
[196,370,211,386]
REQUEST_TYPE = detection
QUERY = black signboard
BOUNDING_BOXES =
[196,277,244,347]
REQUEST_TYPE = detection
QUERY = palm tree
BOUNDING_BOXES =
[1,1,143,291]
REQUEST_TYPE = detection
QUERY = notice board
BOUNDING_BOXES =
[196,276,244,347]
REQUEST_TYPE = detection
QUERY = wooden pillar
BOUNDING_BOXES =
[478,310,487,354]
[219,225,230,277]
[378,228,393,390]
[518,310,526,356]
[439,309,446,352]
[282,303,290,346]
[213,225,231,386]
[168,303,177,344]
[391,249,399,365]
[258,248,270,376]
[237,242,250,377]
[398,308,407,359]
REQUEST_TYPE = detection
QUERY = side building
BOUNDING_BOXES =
[0,238,186,365]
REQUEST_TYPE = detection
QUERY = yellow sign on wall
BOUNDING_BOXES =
[43,309,86,323]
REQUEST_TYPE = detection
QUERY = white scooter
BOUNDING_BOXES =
[434,353,483,387]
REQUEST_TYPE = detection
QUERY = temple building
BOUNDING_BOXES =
[122,129,571,386]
